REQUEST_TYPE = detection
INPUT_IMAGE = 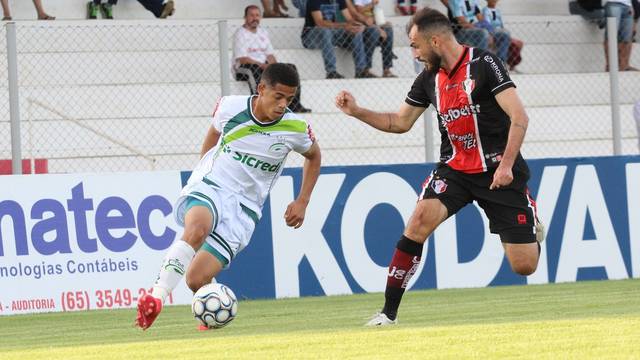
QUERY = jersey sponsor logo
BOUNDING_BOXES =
[438,104,481,124]
[232,151,282,172]
[484,55,504,83]
[449,132,477,150]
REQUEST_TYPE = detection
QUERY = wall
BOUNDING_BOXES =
[1,155,639,314]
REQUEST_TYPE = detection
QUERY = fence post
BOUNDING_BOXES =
[423,108,435,163]
[218,20,230,97]
[607,16,621,155]
[7,22,22,174]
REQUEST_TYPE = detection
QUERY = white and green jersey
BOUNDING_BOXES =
[184,95,315,219]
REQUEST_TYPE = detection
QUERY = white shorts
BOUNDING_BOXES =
[174,179,258,267]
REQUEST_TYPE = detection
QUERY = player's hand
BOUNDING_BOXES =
[335,90,358,116]
[490,163,513,190]
[284,200,307,229]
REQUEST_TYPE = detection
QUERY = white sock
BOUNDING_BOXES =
[152,240,196,303]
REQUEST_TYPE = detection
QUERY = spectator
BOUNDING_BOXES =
[136,0,174,18]
[348,0,397,77]
[1,0,55,20]
[482,0,523,71]
[234,5,311,113]
[604,0,638,71]
[444,0,511,63]
[396,0,417,15]
[301,0,377,79]
[87,0,117,19]
[261,0,289,17]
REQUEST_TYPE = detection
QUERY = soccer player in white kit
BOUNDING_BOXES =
[135,63,321,330]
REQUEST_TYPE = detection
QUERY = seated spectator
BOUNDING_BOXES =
[347,0,397,77]
[301,0,377,79]
[261,0,289,17]
[136,0,174,19]
[395,0,417,15]
[482,0,523,71]
[604,0,638,71]
[443,0,510,63]
[87,0,117,20]
[1,0,55,20]
[234,5,311,113]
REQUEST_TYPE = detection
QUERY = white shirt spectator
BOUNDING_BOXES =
[233,26,274,71]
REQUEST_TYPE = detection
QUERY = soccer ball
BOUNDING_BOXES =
[192,283,238,329]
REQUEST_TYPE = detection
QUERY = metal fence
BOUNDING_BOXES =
[2,16,639,174]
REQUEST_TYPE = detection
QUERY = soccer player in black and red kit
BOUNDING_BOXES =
[335,7,544,326]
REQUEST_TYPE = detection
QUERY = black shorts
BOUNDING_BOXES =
[420,162,538,244]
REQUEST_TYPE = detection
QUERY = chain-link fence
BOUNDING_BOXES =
[2,21,222,174]
[2,15,639,174]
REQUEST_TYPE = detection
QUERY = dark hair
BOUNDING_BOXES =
[261,63,300,88]
[408,7,452,36]
[244,5,260,17]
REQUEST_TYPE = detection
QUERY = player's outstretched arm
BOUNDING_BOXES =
[284,142,321,229]
[335,90,424,133]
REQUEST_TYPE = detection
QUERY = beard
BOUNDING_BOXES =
[425,53,442,76]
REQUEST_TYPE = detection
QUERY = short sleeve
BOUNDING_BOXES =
[211,97,224,132]
[449,0,464,18]
[480,52,515,95]
[405,71,431,108]
[291,123,316,154]
[307,0,321,12]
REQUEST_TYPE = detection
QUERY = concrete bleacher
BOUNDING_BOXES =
[1,0,639,172]
[7,0,570,21]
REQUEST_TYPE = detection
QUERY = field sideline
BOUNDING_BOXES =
[1,279,639,359]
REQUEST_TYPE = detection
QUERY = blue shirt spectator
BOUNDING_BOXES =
[301,0,377,78]
[482,5,504,29]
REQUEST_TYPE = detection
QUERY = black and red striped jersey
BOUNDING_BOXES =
[406,46,524,174]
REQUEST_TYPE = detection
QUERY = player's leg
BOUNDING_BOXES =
[185,245,226,293]
[476,177,543,276]
[136,198,215,330]
[367,167,470,326]
[152,202,214,297]
[503,242,539,276]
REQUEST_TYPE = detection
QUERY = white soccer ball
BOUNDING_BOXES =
[192,283,238,329]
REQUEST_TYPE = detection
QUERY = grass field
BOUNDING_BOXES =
[1,279,639,359]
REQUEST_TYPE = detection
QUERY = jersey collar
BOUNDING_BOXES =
[248,95,284,127]
[442,46,469,78]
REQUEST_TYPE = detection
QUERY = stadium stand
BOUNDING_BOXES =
[1,0,638,172]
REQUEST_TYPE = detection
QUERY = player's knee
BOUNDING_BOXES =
[182,224,209,247]
[185,274,208,293]
[512,261,537,276]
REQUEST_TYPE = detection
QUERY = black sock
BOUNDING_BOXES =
[381,235,423,321]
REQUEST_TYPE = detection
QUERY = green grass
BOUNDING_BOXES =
[1,279,639,359]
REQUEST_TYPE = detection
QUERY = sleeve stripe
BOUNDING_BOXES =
[491,81,515,93]
[406,96,427,106]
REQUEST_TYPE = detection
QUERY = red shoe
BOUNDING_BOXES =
[197,324,210,331]
[135,294,163,330]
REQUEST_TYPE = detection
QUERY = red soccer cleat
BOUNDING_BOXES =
[135,294,163,330]
[197,324,210,331]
